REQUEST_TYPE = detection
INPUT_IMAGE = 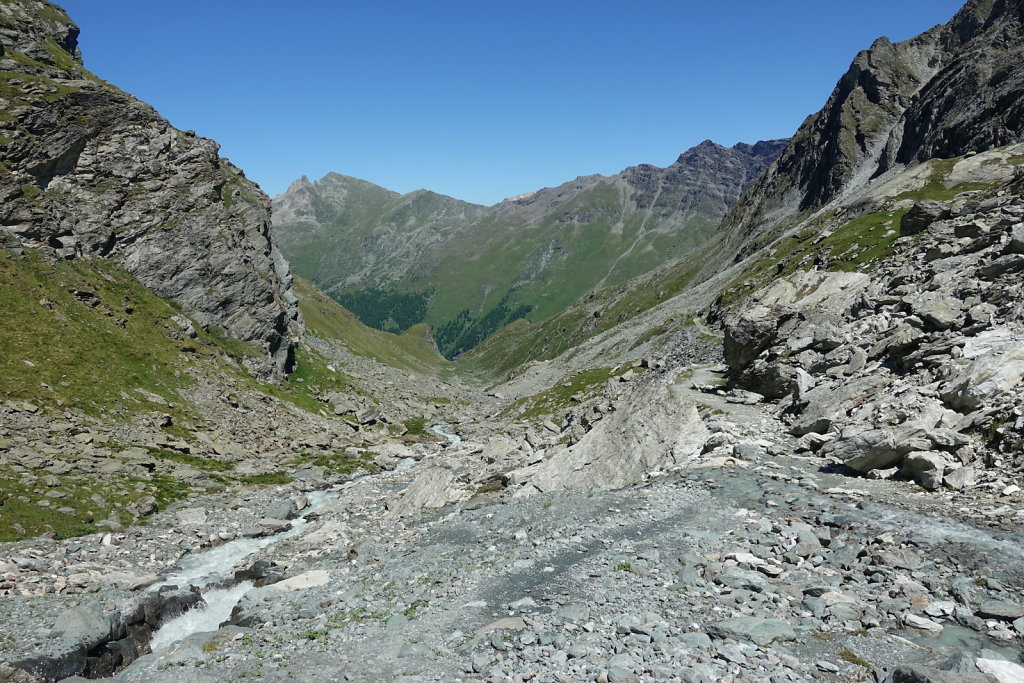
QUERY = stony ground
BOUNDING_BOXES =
[2,357,1022,683]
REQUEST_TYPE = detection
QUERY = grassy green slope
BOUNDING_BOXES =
[422,180,717,328]
[293,276,446,374]
[0,248,262,416]
[461,243,712,379]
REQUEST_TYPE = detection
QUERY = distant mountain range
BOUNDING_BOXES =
[272,139,788,357]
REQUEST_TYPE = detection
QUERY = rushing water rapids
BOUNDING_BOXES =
[146,489,341,651]
[430,424,462,445]
[147,432,468,653]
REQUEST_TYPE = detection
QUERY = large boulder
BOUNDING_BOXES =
[789,376,887,436]
[900,200,951,236]
[905,293,963,330]
[826,419,971,474]
[942,343,1024,411]
[824,425,929,473]
[738,360,800,400]
[509,381,709,493]
[901,451,951,490]
[1008,223,1024,254]
[723,305,779,372]
[8,605,122,681]
[386,467,466,517]
[706,617,796,646]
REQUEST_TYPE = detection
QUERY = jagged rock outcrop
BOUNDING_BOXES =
[508,380,710,493]
[273,139,787,359]
[722,144,1024,489]
[722,0,1024,254]
[0,0,301,377]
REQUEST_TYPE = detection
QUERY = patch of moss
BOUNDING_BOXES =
[0,469,189,542]
[0,67,80,102]
[891,157,997,202]
[839,649,871,669]
[719,208,905,306]
[402,418,430,437]
[473,480,504,496]
[312,450,377,476]
[147,448,234,472]
[298,628,329,641]
[818,210,906,272]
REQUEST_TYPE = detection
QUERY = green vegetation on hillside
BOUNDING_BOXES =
[891,156,997,202]
[434,293,534,359]
[462,246,710,379]
[0,248,260,416]
[0,470,189,542]
[719,209,906,306]
[336,288,430,334]
[294,277,445,373]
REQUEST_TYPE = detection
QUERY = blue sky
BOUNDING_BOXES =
[60,0,966,205]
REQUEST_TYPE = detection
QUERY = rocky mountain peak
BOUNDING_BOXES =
[720,0,1024,255]
[0,0,302,377]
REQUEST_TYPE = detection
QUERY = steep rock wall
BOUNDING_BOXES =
[0,0,301,377]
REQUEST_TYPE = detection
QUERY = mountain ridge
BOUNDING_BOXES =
[718,0,1024,258]
[273,138,788,358]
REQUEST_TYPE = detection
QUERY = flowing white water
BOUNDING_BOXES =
[148,581,254,651]
[146,488,341,651]
[430,424,462,444]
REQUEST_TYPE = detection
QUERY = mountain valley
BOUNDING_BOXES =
[272,139,787,359]
[1,0,1024,682]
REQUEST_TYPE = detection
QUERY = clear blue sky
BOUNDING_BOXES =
[60,0,966,205]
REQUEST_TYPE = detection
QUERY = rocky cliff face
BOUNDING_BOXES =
[722,0,1024,253]
[273,139,787,358]
[0,0,301,377]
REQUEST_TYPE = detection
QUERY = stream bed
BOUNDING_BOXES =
[145,488,341,652]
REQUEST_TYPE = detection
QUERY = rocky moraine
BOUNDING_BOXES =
[1,0,1024,682]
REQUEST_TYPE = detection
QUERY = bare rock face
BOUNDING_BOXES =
[508,381,710,493]
[0,1,301,377]
[723,0,1024,253]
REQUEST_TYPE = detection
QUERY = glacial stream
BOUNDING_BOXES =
[430,424,462,444]
[147,430,462,653]
[146,488,341,651]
